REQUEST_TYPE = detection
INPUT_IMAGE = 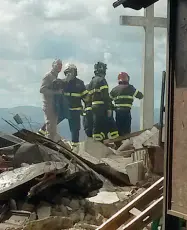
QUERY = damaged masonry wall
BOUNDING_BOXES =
[0,126,163,230]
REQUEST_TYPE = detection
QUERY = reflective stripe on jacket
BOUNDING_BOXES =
[88,76,112,109]
[64,78,88,110]
[110,84,143,109]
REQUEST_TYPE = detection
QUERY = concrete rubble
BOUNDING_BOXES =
[0,125,163,229]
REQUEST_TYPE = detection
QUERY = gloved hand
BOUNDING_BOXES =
[107,110,112,117]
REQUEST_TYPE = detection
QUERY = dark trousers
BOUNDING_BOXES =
[92,106,108,141]
[107,114,119,139]
[115,109,131,136]
[68,111,81,143]
[83,111,93,138]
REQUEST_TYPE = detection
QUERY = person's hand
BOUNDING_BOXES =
[107,110,112,117]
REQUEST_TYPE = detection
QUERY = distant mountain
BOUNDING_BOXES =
[0,106,160,141]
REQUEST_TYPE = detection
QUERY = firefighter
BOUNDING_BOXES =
[110,72,143,136]
[63,63,88,147]
[88,61,119,142]
[82,84,93,138]
[39,59,63,141]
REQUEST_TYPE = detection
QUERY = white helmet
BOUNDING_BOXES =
[64,63,77,72]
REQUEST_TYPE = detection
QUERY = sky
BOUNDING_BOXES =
[0,0,167,109]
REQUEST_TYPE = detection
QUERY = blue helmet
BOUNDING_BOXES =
[94,61,107,76]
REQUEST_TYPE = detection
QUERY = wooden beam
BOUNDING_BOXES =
[122,196,163,230]
[97,177,164,230]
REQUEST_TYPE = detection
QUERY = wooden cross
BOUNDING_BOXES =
[120,4,167,129]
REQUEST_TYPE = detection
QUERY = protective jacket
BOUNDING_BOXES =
[64,78,88,111]
[110,84,143,110]
[88,76,112,109]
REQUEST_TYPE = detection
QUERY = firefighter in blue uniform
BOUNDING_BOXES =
[63,63,88,147]
[88,62,119,142]
[82,84,93,138]
[110,72,143,136]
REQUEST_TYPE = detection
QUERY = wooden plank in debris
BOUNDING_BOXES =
[97,177,164,230]
[121,196,163,230]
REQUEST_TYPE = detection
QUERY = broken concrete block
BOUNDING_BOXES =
[22,216,73,230]
[69,199,80,211]
[79,199,86,206]
[116,191,132,201]
[22,202,35,212]
[74,223,98,230]
[118,139,133,152]
[125,160,145,185]
[0,210,37,230]
[69,211,81,223]
[51,210,63,217]
[132,127,158,149]
[95,213,105,225]
[84,214,93,222]
[77,138,114,159]
[60,204,68,216]
[66,206,73,212]
[87,191,119,205]
[87,191,120,218]
[101,156,133,175]
[61,197,71,206]
[79,210,85,222]
[37,203,51,219]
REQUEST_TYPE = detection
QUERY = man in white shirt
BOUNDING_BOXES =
[40,59,63,141]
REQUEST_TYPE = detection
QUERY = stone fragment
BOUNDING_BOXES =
[67,206,73,212]
[100,204,118,218]
[22,216,73,230]
[69,199,80,211]
[22,202,35,212]
[69,211,80,223]
[61,197,71,206]
[84,214,93,222]
[87,191,119,204]
[77,138,114,159]
[51,211,63,217]
[118,139,133,152]
[60,204,68,216]
[79,199,86,206]
[74,223,98,230]
[79,210,85,222]
[116,191,132,201]
[115,149,134,157]
[95,213,104,225]
[37,203,51,219]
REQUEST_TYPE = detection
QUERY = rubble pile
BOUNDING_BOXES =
[0,125,163,230]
